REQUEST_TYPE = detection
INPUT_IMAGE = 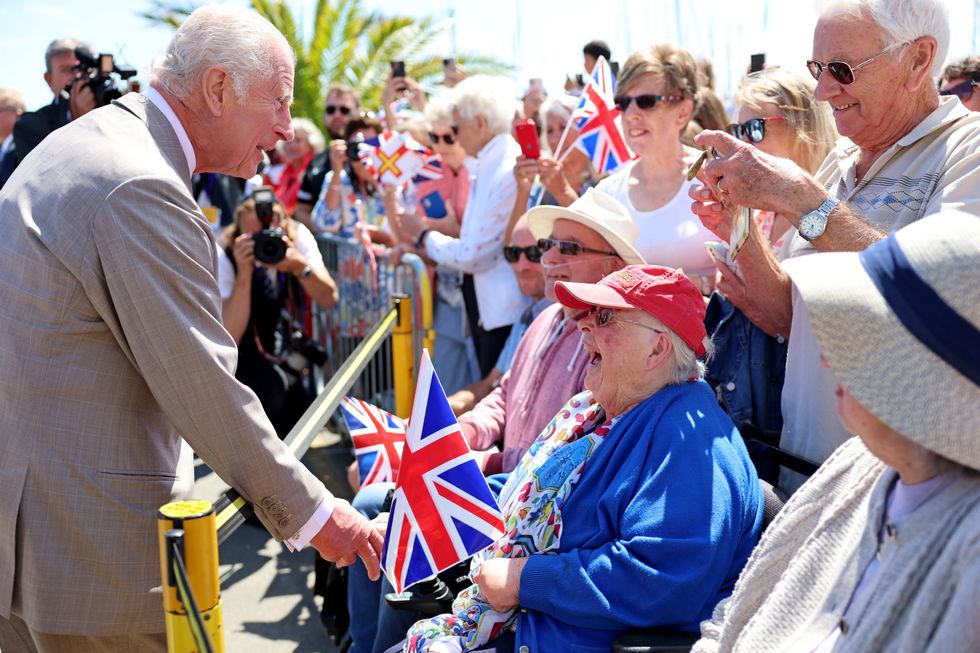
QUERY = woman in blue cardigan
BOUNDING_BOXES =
[402,264,764,653]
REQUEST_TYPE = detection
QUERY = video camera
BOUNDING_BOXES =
[72,47,138,107]
[251,188,288,265]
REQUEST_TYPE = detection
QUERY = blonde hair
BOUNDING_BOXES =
[223,196,296,247]
[617,43,701,110]
[735,68,839,174]
[291,117,325,154]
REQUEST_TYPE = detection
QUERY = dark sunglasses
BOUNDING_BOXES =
[428,131,456,145]
[502,244,542,263]
[325,105,352,115]
[613,93,684,111]
[806,42,904,85]
[589,307,665,334]
[728,116,786,143]
[537,238,618,258]
[940,79,978,100]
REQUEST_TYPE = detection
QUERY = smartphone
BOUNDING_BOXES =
[442,58,456,73]
[514,119,540,159]
[575,73,585,87]
[610,61,620,77]
[390,60,406,78]
[420,190,448,218]
[750,53,766,73]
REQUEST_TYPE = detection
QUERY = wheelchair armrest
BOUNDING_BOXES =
[384,577,454,616]
[612,627,699,653]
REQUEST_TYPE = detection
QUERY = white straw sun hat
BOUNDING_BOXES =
[526,188,646,265]
[784,211,980,471]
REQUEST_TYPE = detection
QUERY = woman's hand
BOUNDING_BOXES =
[473,557,529,612]
[232,233,256,278]
[512,156,539,191]
[393,209,425,244]
[261,235,307,276]
[537,156,578,206]
[328,139,348,173]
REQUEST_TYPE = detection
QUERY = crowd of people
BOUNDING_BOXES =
[0,0,978,652]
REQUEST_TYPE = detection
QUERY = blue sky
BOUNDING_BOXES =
[2,0,978,111]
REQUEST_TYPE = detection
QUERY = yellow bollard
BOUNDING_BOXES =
[158,500,225,653]
[392,294,416,419]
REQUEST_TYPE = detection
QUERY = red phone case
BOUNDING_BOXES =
[515,121,540,159]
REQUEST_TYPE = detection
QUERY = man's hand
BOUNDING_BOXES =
[692,130,827,223]
[328,139,347,173]
[473,557,528,612]
[68,79,96,120]
[310,499,383,580]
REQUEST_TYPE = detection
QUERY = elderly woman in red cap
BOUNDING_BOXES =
[694,212,980,652]
[401,265,764,653]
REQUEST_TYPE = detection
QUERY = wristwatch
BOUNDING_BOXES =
[300,265,313,279]
[415,228,432,252]
[799,196,840,242]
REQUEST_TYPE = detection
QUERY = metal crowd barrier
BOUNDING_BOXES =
[312,234,432,415]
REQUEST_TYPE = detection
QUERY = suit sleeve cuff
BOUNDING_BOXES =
[284,495,334,552]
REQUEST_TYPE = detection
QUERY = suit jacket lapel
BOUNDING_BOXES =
[114,93,193,192]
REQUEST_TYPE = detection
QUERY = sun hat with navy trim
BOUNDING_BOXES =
[783,211,980,471]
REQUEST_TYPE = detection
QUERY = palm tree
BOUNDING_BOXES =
[140,0,510,121]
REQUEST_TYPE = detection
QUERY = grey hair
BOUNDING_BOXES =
[44,38,91,72]
[450,75,516,137]
[149,5,294,103]
[0,88,25,113]
[540,95,580,148]
[646,315,714,385]
[817,0,950,76]
[291,117,325,154]
[423,92,455,128]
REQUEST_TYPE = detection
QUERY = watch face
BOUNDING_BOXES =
[800,212,826,240]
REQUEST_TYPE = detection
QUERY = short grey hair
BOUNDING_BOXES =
[423,92,455,128]
[817,0,950,76]
[450,75,515,137]
[149,5,294,103]
[291,117,325,154]
[646,315,714,385]
[45,38,90,72]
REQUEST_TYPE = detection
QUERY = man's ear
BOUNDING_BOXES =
[43,71,53,88]
[645,330,673,371]
[201,66,232,117]
[906,36,937,93]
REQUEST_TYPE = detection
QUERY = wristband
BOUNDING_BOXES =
[415,228,431,251]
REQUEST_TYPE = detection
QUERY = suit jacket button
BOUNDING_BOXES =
[261,497,274,508]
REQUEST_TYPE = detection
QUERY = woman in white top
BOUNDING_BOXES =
[596,44,716,282]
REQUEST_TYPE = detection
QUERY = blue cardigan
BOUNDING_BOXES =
[515,381,764,653]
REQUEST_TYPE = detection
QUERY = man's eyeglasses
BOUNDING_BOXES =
[940,79,978,100]
[589,307,665,334]
[728,116,786,143]
[325,105,353,116]
[537,238,618,257]
[429,132,456,145]
[806,42,907,85]
[502,244,542,263]
[613,93,684,111]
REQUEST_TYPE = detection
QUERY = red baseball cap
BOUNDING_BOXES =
[554,265,708,356]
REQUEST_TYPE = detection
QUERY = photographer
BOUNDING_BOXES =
[218,191,338,436]
[9,39,96,169]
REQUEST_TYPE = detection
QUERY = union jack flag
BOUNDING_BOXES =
[381,351,504,594]
[339,396,406,486]
[411,151,444,183]
[361,130,427,186]
[571,55,635,175]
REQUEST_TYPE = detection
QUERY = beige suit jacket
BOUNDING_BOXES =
[0,94,327,635]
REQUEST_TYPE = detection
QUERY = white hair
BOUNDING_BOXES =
[817,0,950,76]
[540,94,580,151]
[423,92,455,128]
[291,117,325,154]
[149,5,294,103]
[450,75,515,137]
[646,315,714,385]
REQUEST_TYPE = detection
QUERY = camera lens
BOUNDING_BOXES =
[253,228,288,265]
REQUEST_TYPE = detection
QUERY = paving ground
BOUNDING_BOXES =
[193,430,353,653]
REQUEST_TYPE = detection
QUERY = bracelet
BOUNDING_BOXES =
[415,228,431,251]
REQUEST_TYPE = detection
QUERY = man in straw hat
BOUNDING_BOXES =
[693,211,980,652]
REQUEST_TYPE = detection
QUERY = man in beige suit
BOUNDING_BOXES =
[0,6,381,652]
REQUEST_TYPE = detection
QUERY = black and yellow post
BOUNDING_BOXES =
[158,500,225,653]
[392,294,416,419]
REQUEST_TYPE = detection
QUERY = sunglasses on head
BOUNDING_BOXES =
[429,131,456,145]
[728,116,786,143]
[613,93,684,111]
[325,105,353,116]
[940,79,978,100]
[806,42,906,85]
[537,238,618,258]
[502,244,542,263]
[589,306,665,334]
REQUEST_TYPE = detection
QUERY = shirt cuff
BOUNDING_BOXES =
[284,495,334,552]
